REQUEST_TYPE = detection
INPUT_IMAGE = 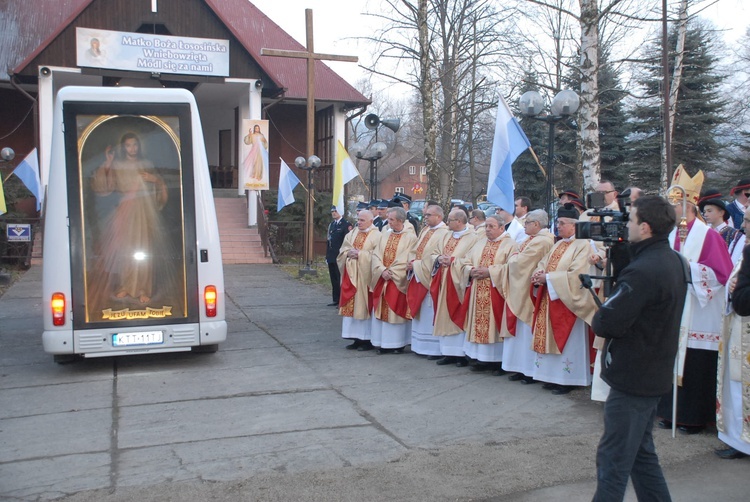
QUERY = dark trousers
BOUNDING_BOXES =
[593,388,671,502]
[328,261,341,303]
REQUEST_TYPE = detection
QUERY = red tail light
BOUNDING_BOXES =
[51,292,66,326]
[204,286,217,317]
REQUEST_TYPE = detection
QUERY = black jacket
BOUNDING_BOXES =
[592,237,689,397]
[326,218,351,263]
[732,244,750,316]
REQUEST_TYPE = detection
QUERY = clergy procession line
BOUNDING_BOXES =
[332,171,750,466]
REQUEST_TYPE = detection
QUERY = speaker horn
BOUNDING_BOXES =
[364,113,380,130]
[380,118,400,133]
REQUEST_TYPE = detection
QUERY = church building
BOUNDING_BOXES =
[1,0,370,211]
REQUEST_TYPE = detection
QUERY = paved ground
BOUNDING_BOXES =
[0,264,748,501]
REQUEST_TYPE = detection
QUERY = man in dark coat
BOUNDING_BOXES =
[373,199,387,230]
[326,206,351,306]
[592,195,690,501]
[394,193,420,234]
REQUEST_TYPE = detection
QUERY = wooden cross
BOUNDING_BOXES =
[261,8,358,160]
[260,8,358,270]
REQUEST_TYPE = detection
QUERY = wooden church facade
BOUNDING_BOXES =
[1,0,370,200]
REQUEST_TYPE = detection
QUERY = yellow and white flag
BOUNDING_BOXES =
[0,176,7,215]
[332,140,358,215]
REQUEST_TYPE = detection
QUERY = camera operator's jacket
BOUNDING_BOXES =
[592,237,689,396]
[531,237,599,354]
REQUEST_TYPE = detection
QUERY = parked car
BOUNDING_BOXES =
[409,199,426,222]
[482,204,499,218]
[449,199,473,213]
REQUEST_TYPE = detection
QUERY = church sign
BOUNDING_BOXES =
[76,27,230,77]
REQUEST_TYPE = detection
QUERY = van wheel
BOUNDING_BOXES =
[53,354,78,364]
[192,344,219,353]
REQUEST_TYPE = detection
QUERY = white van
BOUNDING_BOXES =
[42,87,226,362]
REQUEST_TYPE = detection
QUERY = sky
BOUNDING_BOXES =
[248,0,377,87]
[248,0,749,92]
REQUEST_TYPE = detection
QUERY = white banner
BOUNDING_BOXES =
[76,27,229,77]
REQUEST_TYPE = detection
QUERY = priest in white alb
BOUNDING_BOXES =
[371,207,418,354]
[338,210,382,351]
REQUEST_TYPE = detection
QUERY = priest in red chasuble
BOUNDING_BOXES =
[371,207,418,354]
[431,209,479,366]
[530,204,599,394]
[407,205,450,356]
[460,214,517,372]
[338,210,382,351]
[501,209,555,383]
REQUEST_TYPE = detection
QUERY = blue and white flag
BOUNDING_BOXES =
[486,96,530,215]
[277,158,300,211]
[13,148,42,211]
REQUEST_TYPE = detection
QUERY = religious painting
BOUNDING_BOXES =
[75,114,189,324]
[241,119,270,191]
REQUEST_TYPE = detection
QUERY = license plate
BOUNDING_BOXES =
[112,331,164,347]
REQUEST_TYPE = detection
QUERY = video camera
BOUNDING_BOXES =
[574,191,629,245]
[575,189,635,298]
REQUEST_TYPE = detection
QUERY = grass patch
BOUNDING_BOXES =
[277,260,331,288]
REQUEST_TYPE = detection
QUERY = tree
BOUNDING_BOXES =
[627,19,728,191]
[363,0,521,206]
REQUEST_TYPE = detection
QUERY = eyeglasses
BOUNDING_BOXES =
[447,218,459,222]
[596,190,615,194]
[524,220,537,226]
[744,192,750,198]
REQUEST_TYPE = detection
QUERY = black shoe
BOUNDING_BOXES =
[470,363,490,372]
[455,358,469,367]
[357,341,374,351]
[376,348,393,355]
[551,385,573,395]
[328,302,339,307]
[678,425,705,435]
[508,372,524,381]
[392,347,405,354]
[426,355,442,360]
[657,419,672,430]
[542,382,556,390]
[492,368,507,376]
[436,357,455,365]
[519,376,537,384]
[345,340,362,350]
[715,447,748,459]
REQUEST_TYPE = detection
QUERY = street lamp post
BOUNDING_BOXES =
[353,114,400,200]
[518,89,580,217]
[352,142,387,200]
[294,154,321,276]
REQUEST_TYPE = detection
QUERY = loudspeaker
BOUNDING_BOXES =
[380,118,400,133]
[364,113,380,130]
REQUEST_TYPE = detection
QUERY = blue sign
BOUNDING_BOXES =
[7,224,31,242]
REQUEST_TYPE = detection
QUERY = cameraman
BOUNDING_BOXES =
[591,196,689,502]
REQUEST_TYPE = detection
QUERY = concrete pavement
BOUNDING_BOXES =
[0,264,747,501]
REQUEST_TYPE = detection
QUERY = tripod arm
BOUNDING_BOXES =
[578,273,604,308]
